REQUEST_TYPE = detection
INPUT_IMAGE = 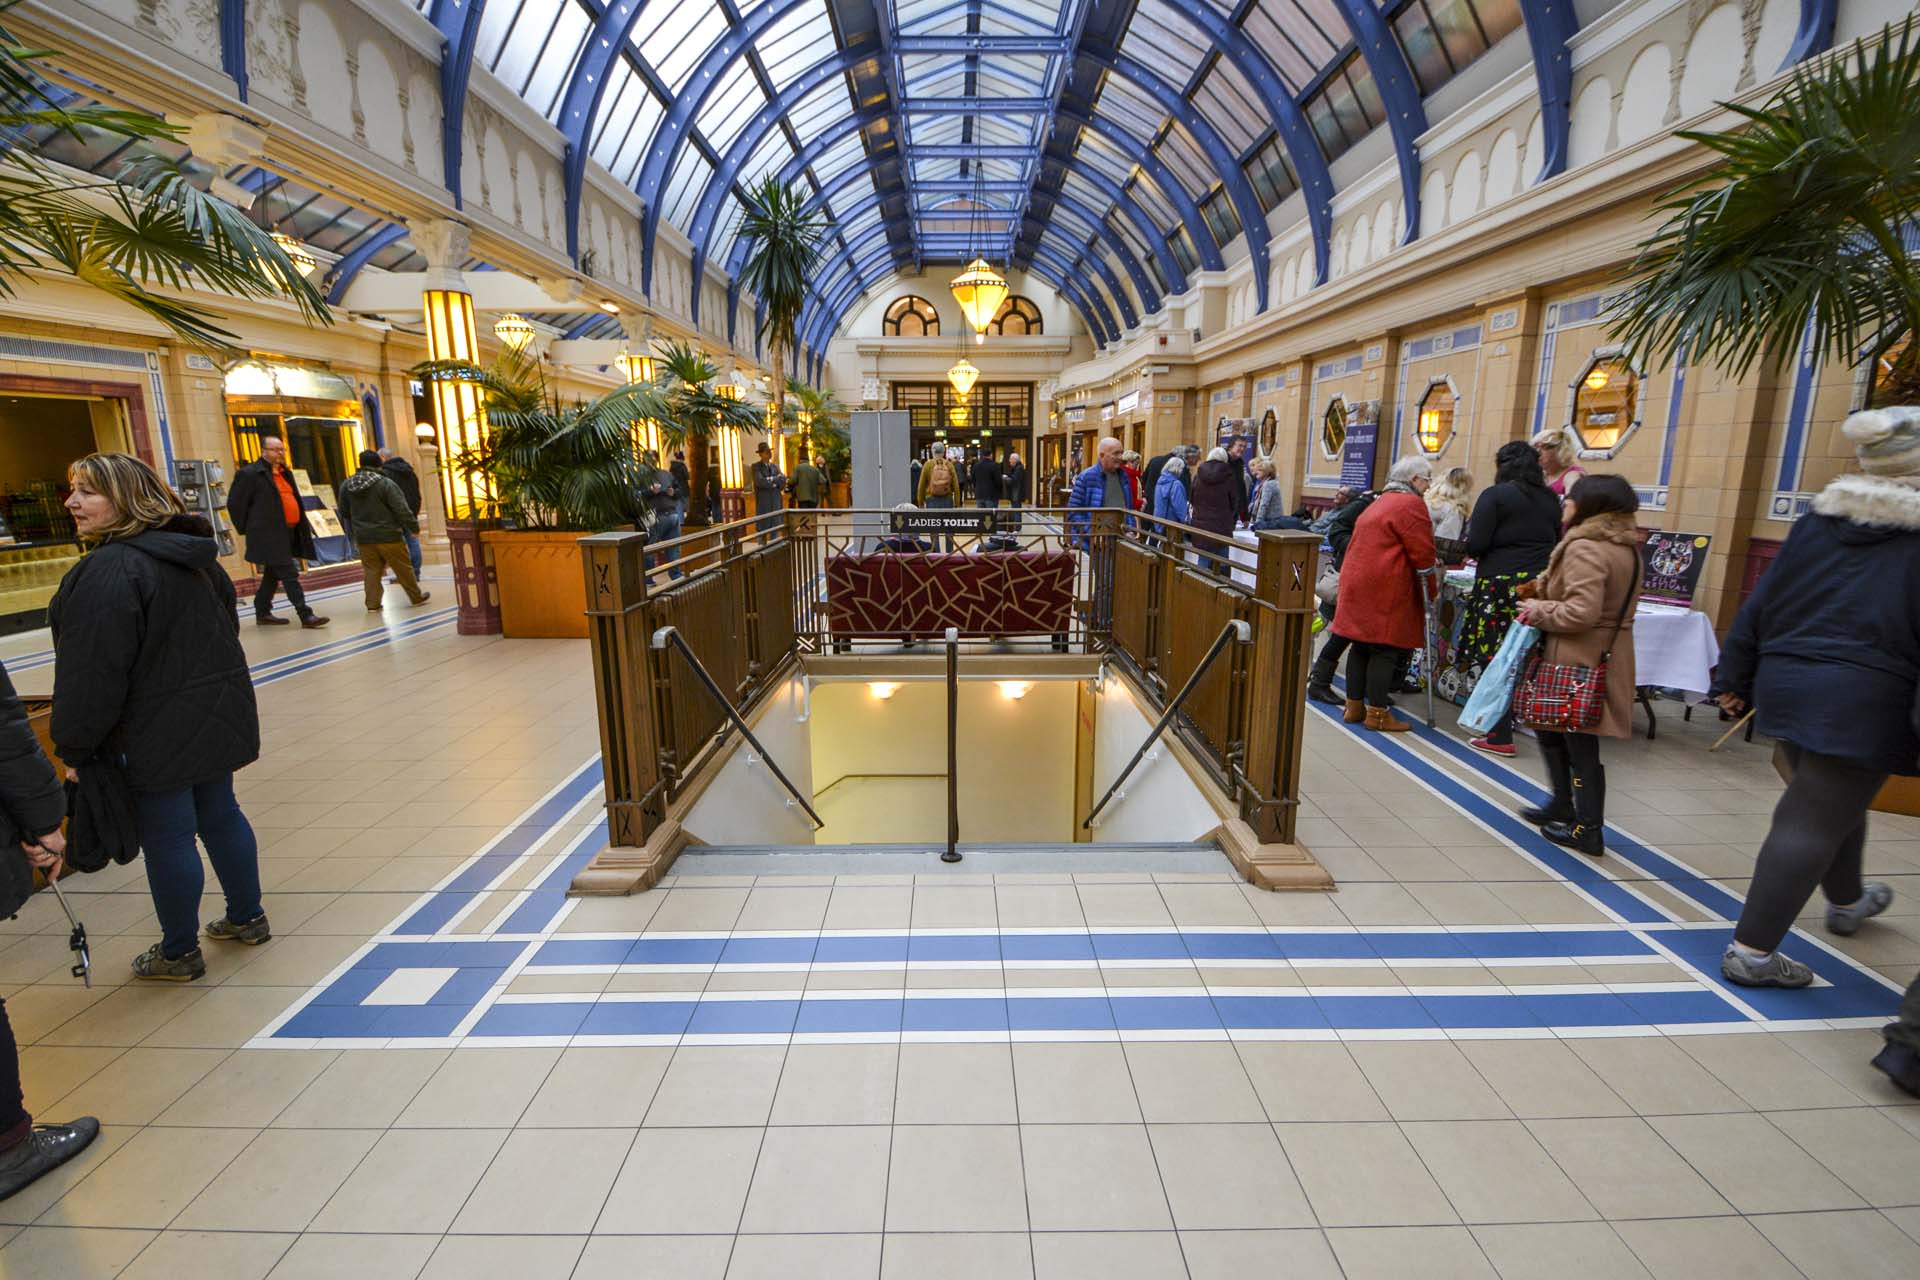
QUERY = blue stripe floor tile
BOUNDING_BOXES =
[470,1002,594,1038]
[999,934,1095,962]
[1109,995,1222,1030]
[902,997,1008,1033]
[310,970,393,1006]
[907,935,1001,963]
[1211,995,1330,1030]
[278,1003,387,1039]
[532,939,634,967]
[718,937,818,965]
[1517,991,1661,1028]
[625,937,727,965]
[814,936,910,964]
[1090,933,1189,961]
[373,1004,471,1038]
[428,968,507,1007]
[578,1001,699,1037]
[795,999,904,1034]
[358,942,449,969]
[1182,933,1285,960]
[1313,995,1441,1030]
[687,999,802,1035]
[1271,933,1378,960]
[1008,996,1115,1031]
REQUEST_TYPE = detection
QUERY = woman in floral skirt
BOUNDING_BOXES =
[1454,441,1562,755]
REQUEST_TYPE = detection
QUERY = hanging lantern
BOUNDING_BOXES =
[949,257,1008,337]
[271,232,316,277]
[615,348,655,383]
[1584,366,1611,391]
[948,405,970,427]
[493,312,536,352]
[947,357,980,397]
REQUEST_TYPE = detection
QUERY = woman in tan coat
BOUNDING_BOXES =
[1514,474,1641,855]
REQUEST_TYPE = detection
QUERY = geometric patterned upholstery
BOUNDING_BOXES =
[825,549,1075,639]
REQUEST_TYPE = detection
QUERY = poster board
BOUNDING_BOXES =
[1337,400,1381,489]
[1641,531,1711,604]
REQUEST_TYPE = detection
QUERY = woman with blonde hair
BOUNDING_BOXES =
[50,453,266,982]
[1531,427,1586,497]
[1424,466,1474,541]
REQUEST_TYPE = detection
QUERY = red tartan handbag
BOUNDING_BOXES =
[1512,554,1638,732]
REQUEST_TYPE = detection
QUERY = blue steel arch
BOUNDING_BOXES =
[553,0,656,262]
[1786,0,1837,64]
[323,223,409,305]
[1056,106,1224,272]
[220,0,247,100]
[429,0,491,206]
[1517,0,1579,183]
[1331,0,1428,245]
[1034,237,1137,331]
[1044,192,1159,315]
[1027,240,1125,335]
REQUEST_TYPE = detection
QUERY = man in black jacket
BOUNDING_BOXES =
[1227,436,1252,524]
[1141,450,1173,506]
[225,437,329,629]
[972,452,1002,509]
[0,659,100,1198]
[378,447,425,579]
[340,452,430,612]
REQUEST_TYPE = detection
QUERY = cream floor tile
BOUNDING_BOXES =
[39,1124,258,1230]
[1325,1226,1499,1279]
[571,1236,732,1280]
[1778,1029,1919,1106]
[1765,1106,1920,1207]
[1178,1229,1344,1280]
[1020,1124,1172,1231]
[740,1126,890,1234]
[16,1045,124,1118]
[1,982,113,1044]
[1122,1042,1265,1123]
[394,1046,561,1128]
[597,1127,763,1234]
[118,1229,294,1280]
[732,886,831,931]
[285,894,424,936]
[1675,1032,1870,1111]
[1028,1231,1188,1280]
[518,1046,672,1127]
[1402,1120,1598,1224]
[27,934,162,991]
[215,935,367,988]
[1157,883,1264,926]
[1567,1037,1750,1116]
[820,885,914,930]
[1649,1111,1866,1214]
[894,1042,1016,1124]
[39,985,207,1049]
[993,884,1087,929]
[1276,1121,1459,1228]
[1148,1122,1315,1229]
[142,985,306,1049]
[908,885,1000,928]
[1456,1039,1634,1119]
[880,1232,1033,1280]
[1884,1205,1920,1246]
[1235,1042,1392,1122]
[0,1226,156,1280]
[642,889,749,933]
[722,1233,881,1280]
[644,1047,785,1127]
[174,1128,381,1231]
[884,1125,1028,1233]
[1011,1042,1142,1123]
[306,1127,509,1233]
[1074,883,1175,926]
[44,1048,229,1126]
[769,1043,897,1125]
[451,1126,635,1234]
[1524,1117,1734,1220]
[1348,1042,1512,1122]
[272,1047,449,1128]
[1612,1217,1802,1280]
[1751,1208,1920,1280]
[1470,1222,1653,1280]
[271,857,385,893]
[154,1048,339,1128]
[416,1234,586,1280]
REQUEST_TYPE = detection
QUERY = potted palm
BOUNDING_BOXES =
[736,176,825,460]
[1610,17,1920,398]
[653,340,764,528]
[780,379,851,505]
[414,348,668,637]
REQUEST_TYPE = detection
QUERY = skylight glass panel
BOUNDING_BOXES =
[976,62,1048,97]
[1091,77,1165,148]
[1071,130,1136,187]
[641,0,728,92]
[972,0,1062,37]
[1154,124,1211,197]
[591,64,667,182]
[1192,58,1263,154]
[757,2,832,85]
[661,146,712,230]
[785,78,853,141]
[1121,1,1211,82]
[975,115,1035,148]
[1129,171,1180,231]
[741,130,794,185]
[1240,0,1346,91]
[522,0,593,117]
[697,65,767,153]
[909,115,963,147]
[711,196,745,260]
[1105,211,1156,273]
[811,131,867,184]
[1060,169,1112,213]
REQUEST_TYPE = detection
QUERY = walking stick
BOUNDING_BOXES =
[44,871,90,987]
[1709,708,1757,752]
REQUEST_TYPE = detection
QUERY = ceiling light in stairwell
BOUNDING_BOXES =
[868,682,900,700]
[997,681,1032,700]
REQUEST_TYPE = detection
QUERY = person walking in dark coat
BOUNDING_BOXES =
[52,453,268,983]
[224,436,329,629]
[972,452,1002,508]
[1188,449,1240,574]
[1226,437,1253,524]
[671,450,692,517]
[0,658,100,1200]
[1305,488,1377,704]
[751,442,786,533]
[1456,441,1563,755]
[338,451,431,612]
[377,447,425,578]
[1711,409,1919,991]
[1003,452,1028,533]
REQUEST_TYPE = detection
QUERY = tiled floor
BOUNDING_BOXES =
[1,602,1917,1278]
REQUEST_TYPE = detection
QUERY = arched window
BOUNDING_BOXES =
[883,296,940,336]
[989,295,1044,335]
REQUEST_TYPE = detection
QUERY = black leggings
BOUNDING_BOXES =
[1346,643,1406,709]
[0,997,26,1150]
[1734,743,1884,953]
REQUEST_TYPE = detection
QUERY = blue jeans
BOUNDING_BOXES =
[133,775,262,959]
[404,531,423,576]
[651,513,683,580]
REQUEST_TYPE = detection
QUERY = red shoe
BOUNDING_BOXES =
[1469,737,1516,757]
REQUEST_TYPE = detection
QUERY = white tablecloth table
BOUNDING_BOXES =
[1632,602,1720,699]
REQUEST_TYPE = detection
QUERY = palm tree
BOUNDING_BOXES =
[653,340,765,528]
[781,378,850,479]
[413,348,669,531]
[1609,17,1920,402]
[0,5,329,345]
[735,176,825,458]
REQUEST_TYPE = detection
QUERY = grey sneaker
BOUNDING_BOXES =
[132,943,206,982]
[205,913,271,946]
[1721,944,1813,988]
[1826,882,1893,937]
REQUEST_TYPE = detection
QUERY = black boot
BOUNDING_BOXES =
[1543,764,1605,856]
[1306,680,1342,707]
[1306,650,1342,705]
[1874,1042,1920,1099]
[1520,736,1574,826]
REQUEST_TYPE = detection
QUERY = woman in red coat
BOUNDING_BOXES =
[1331,456,1437,731]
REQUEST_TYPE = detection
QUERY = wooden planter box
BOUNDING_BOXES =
[829,478,851,508]
[478,528,598,639]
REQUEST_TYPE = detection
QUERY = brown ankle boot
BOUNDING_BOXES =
[1364,706,1412,733]
[1343,698,1366,724]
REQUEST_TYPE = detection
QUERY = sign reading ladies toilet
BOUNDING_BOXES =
[1338,400,1381,489]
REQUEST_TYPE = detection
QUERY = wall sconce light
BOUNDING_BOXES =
[1584,366,1611,391]
[868,682,900,700]
[997,681,1032,700]
[599,300,622,314]
[414,421,437,446]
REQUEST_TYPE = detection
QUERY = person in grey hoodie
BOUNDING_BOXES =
[338,450,430,612]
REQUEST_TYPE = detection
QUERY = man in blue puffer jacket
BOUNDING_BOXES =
[1066,436,1136,546]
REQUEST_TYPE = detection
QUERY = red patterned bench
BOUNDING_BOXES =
[825,549,1075,642]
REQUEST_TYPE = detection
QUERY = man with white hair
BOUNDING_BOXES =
[1068,436,1136,513]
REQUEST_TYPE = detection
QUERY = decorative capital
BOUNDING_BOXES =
[409,218,472,272]
[185,113,265,166]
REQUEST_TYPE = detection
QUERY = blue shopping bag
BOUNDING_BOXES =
[1458,621,1539,736]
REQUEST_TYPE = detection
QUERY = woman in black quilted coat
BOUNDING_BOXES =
[50,453,266,983]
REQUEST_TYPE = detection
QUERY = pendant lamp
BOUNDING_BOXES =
[270,231,316,277]
[950,257,1008,339]
[947,357,979,398]
[494,312,536,352]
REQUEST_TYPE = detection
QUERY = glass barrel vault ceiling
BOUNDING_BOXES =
[422,0,1522,338]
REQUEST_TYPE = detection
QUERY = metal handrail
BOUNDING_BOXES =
[943,625,961,863]
[1083,618,1253,829]
[650,625,824,830]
